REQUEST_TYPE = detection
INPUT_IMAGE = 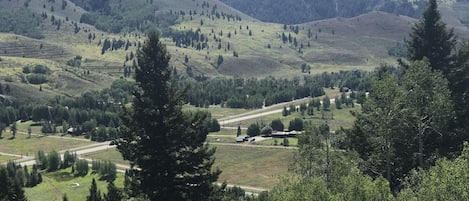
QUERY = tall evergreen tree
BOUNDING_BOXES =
[86,178,102,201]
[406,0,456,75]
[446,42,469,148]
[0,165,27,201]
[117,30,219,200]
[103,182,123,201]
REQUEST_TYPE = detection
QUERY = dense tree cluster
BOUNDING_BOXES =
[79,1,178,34]
[170,28,209,50]
[186,70,371,109]
[91,160,117,182]
[0,79,134,141]
[0,162,29,201]
[0,8,44,39]
[220,0,426,24]
[345,0,469,192]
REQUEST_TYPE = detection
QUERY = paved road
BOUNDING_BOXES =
[16,141,113,167]
[219,97,335,126]
[218,97,310,123]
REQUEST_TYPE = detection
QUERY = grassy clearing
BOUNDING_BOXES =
[82,148,129,167]
[0,154,18,163]
[25,167,124,201]
[183,105,250,120]
[213,145,295,189]
[84,145,295,189]
[257,138,299,147]
[0,134,95,155]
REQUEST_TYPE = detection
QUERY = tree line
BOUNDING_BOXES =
[185,70,371,109]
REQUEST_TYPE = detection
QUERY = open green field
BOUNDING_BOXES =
[24,167,124,201]
[213,145,295,189]
[0,135,95,155]
[82,148,129,167]
[84,144,295,189]
[183,105,250,120]
[257,137,299,147]
[0,154,18,163]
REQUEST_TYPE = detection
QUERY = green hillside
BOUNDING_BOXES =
[220,0,428,24]
[0,0,468,102]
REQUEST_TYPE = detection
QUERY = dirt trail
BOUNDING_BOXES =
[44,177,62,201]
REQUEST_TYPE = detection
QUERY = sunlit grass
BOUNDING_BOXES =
[25,167,124,201]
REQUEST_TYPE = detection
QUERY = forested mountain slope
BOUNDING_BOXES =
[220,0,427,24]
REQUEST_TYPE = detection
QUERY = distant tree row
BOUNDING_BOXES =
[186,71,372,109]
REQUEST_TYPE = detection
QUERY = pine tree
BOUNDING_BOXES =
[406,0,456,75]
[103,182,123,201]
[117,30,220,200]
[86,178,102,201]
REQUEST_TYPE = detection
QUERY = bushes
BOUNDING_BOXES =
[27,74,48,84]
[288,118,304,131]
[22,64,51,84]
[247,123,260,137]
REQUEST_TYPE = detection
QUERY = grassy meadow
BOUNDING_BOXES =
[83,144,296,189]
[24,167,124,201]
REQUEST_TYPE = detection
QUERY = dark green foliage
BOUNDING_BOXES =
[217,55,224,67]
[26,165,41,187]
[220,0,425,24]
[346,61,453,191]
[79,2,177,34]
[398,142,469,200]
[260,126,273,137]
[288,118,304,131]
[406,0,457,75]
[35,150,48,170]
[247,123,260,137]
[74,159,89,176]
[450,42,469,133]
[282,106,289,116]
[117,30,219,200]
[0,163,27,201]
[270,119,284,131]
[31,65,51,74]
[27,74,48,84]
[208,118,221,132]
[187,71,372,109]
[66,56,82,67]
[91,160,117,182]
[0,8,43,39]
[387,42,407,57]
[86,178,103,201]
[322,96,331,111]
[47,150,61,172]
[62,151,76,169]
[103,182,123,201]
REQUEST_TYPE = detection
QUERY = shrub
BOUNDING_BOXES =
[32,65,51,74]
[247,123,260,137]
[27,74,48,84]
